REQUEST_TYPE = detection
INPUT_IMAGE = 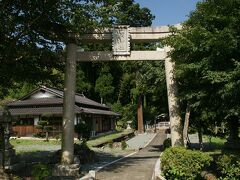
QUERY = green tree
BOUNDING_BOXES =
[74,122,91,141]
[1,0,164,131]
[1,0,132,98]
[36,117,53,141]
[165,0,240,145]
[76,67,92,95]
[95,73,115,104]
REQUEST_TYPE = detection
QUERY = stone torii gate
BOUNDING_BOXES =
[60,24,182,167]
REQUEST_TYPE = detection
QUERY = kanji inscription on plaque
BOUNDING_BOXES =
[112,25,130,55]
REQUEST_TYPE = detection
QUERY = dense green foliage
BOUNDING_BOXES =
[163,138,171,149]
[1,0,168,128]
[35,118,53,141]
[121,140,128,150]
[165,0,240,137]
[31,163,50,180]
[0,0,154,96]
[161,147,213,180]
[217,154,240,179]
[74,122,91,141]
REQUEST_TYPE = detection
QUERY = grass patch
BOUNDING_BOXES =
[204,136,226,145]
[87,130,134,147]
[201,136,239,178]
[10,139,61,146]
[10,130,134,154]
[203,136,226,153]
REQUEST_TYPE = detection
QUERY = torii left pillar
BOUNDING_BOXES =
[61,42,77,164]
[53,42,80,177]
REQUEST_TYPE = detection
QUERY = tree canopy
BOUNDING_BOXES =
[0,0,94,96]
[165,0,240,136]
[1,0,169,128]
[0,0,154,97]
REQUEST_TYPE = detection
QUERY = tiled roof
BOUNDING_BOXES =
[7,106,82,116]
[0,86,119,117]
[7,98,63,106]
[45,86,108,109]
[81,107,120,116]
[75,95,108,109]
[18,86,108,109]
[4,106,119,117]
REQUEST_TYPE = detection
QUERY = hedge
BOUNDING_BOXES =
[217,154,240,179]
[161,147,212,180]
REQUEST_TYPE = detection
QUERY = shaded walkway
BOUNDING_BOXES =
[96,132,166,180]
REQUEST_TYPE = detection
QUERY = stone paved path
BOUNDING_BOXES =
[95,132,166,180]
[126,133,156,150]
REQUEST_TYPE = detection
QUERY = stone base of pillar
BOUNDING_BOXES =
[138,130,144,134]
[52,164,80,178]
[0,168,11,180]
[224,138,240,149]
[1,147,17,170]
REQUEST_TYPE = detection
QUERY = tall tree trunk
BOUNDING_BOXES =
[143,94,147,108]
[183,103,190,148]
[228,117,239,140]
[198,126,203,150]
[137,95,144,134]
[225,116,240,149]
[61,42,77,165]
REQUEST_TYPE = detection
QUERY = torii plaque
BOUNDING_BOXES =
[112,25,130,55]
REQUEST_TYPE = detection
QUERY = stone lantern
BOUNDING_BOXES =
[0,107,16,170]
[126,121,132,130]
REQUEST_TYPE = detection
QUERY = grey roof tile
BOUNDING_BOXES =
[81,107,120,116]
[8,106,82,116]
[1,86,119,117]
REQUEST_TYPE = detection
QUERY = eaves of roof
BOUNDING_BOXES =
[81,107,120,116]
[6,105,82,116]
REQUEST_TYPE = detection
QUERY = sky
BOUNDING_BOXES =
[135,0,200,26]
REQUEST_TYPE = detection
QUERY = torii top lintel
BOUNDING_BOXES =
[76,24,181,61]
[78,24,182,43]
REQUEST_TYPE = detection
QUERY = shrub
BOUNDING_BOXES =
[32,163,50,180]
[33,133,45,138]
[74,122,91,141]
[55,134,62,141]
[161,147,212,180]
[121,140,128,150]
[108,140,113,148]
[217,154,240,179]
[74,142,96,164]
[163,138,171,149]
[35,119,53,141]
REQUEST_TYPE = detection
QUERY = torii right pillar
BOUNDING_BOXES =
[164,47,183,146]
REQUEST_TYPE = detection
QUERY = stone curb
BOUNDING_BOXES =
[151,153,166,180]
